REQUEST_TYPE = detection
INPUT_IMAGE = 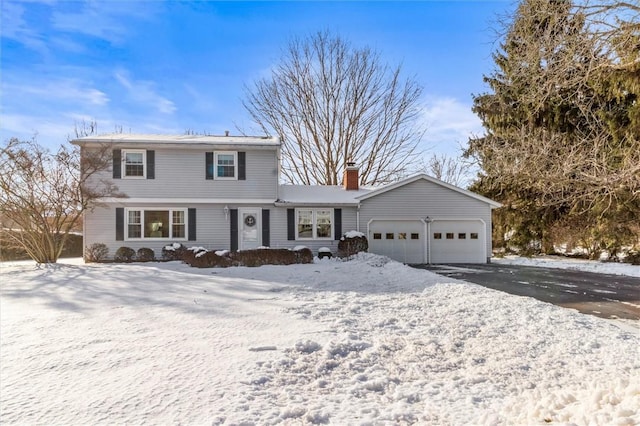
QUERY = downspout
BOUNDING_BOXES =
[425,216,432,264]
[356,204,360,232]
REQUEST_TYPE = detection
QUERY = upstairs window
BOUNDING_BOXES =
[215,152,237,179]
[123,150,145,178]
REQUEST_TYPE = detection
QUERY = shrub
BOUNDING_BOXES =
[85,243,109,263]
[624,250,640,265]
[231,248,300,267]
[162,243,188,261]
[294,247,314,264]
[136,247,155,262]
[114,246,136,262]
[338,231,368,258]
[183,249,233,268]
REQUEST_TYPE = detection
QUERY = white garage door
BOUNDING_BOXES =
[368,220,425,264]
[430,220,485,263]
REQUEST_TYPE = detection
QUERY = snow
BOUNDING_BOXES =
[344,230,365,239]
[494,255,640,277]
[277,185,371,205]
[1,254,638,425]
[318,247,332,253]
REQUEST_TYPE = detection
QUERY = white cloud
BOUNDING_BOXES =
[114,70,177,115]
[420,96,485,157]
[4,78,109,106]
[0,1,48,54]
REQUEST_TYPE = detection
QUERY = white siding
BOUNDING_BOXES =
[359,179,493,262]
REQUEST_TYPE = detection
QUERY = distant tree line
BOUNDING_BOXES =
[466,0,639,258]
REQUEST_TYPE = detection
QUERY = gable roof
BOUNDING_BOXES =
[276,185,372,206]
[71,133,280,148]
[356,173,502,208]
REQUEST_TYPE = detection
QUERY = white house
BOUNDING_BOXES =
[73,134,501,263]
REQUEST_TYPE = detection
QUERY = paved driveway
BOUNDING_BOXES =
[414,263,640,320]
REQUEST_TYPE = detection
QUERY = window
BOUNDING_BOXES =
[399,233,407,240]
[296,209,333,239]
[215,152,237,179]
[126,209,187,240]
[373,233,382,240]
[446,233,454,239]
[123,150,145,178]
[411,233,419,240]
[386,233,394,239]
[433,233,442,239]
[459,233,466,239]
[470,233,479,240]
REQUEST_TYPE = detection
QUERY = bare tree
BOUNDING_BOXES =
[244,31,425,186]
[0,135,120,263]
[421,153,475,188]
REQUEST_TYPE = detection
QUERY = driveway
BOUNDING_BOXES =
[414,263,640,320]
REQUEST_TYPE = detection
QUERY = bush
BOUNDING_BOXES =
[294,247,314,264]
[85,243,109,263]
[232,248,299,267]
[114,246,136,262]
[624,250,640,265]
[338,232,368,258]
[183,249,233,268]
[162,243,188,261]
[136,247,155,262]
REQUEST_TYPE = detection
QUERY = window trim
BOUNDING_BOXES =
[214,151,238,180]
[125,208,188,241]
[122,149,146,179]
[295,208,334,240]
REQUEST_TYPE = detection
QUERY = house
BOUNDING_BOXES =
[72,134,501,264]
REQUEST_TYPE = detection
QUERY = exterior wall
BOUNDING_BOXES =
[84,203,357,259]
[87,146,279,200]
[358,179,493,260]
[269,206,358,256]
[85,202,271,259]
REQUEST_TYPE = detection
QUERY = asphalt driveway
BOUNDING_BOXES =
[414,263,640,320]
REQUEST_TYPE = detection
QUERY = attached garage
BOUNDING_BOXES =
[368,219,425,264]
[357,174,501,264]
[429,219,486,264]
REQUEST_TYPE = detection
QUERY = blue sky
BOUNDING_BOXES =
[1,0,514,157]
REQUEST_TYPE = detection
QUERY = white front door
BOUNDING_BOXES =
[239,208,261,250]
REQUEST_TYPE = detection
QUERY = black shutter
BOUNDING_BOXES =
[261,209,270,247]
[230,209,238,251]
[334,208,342,240]
[238,152,246,180]
[113,149,121,179]
[146,150,155,179]
[287,208,295,241]
[205,152,214,180]
[188,208,196,241]
[115,207,124,241]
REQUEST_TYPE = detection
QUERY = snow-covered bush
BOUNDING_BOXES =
[233,248,306,267]
[84,243,109,263]
[162,243,187,261]
[293,246,313,264]
[136,247,155,262]
[183,249,233,268]
[338,231,368,258]
[114,246,136,262]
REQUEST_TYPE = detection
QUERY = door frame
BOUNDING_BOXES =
[238,207,262,250]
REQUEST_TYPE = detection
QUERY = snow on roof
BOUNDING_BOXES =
[70,133,280,147]
[277,185,372,206]
[356,173,502,208]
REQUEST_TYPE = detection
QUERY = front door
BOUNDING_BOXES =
[239,208,261,250]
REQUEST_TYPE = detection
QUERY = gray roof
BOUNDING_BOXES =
[71,133,280,147]
[277,185,372,206]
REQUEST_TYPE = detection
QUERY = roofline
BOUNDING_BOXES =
[70,133,280,147]
[355,173,502,208]
[274,201,360,207]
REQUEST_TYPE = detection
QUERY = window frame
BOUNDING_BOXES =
[295,208,334,240]
[214,151,238,180]
[122,149,146,179]
[125,208,188,241]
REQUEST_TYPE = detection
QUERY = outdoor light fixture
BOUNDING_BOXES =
[224,205,229,220]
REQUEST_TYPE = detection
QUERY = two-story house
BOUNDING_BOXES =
[73,134,500,264]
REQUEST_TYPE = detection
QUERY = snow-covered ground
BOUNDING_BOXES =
[1,255,638,425]
[493,255,640,277]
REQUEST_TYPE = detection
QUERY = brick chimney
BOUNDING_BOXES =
[343,161,359,191]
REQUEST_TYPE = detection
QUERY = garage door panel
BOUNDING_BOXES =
[369,220,424,264]
[430,220,484,263]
